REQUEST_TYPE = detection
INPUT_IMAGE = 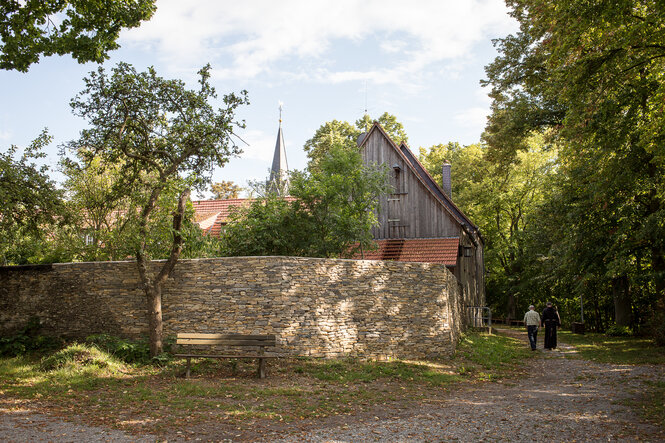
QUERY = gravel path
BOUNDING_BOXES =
[1,329,663,442]
[0,406,156,442]
[279,329,665,442]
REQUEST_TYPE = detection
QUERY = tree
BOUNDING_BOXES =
[211,180,243,199]
[356,112,408,145]
[65,62,248,356]
[0,0,156,72]
[60,154,132,261]
[290,146,391,258]
[482,0,665,330]
[303,120,358,166]
[222,144,390,258]
[419,135,557,319]
[0,130,65,265]
[304,113,408,168]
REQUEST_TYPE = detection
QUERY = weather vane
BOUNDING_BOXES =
[278,101,283,124]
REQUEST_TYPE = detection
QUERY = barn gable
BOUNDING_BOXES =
[359,122,475,241]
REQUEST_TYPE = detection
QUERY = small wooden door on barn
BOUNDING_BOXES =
[387,166,409,238]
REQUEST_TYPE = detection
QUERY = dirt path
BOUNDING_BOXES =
[1,329,663,442]
[278,328,665,442]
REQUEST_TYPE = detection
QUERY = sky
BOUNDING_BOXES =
[0,0,518,198]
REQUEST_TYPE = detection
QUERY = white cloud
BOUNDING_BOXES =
[0,130,11,142]
[454,107,489,129]
[122,0,517,87]
[238,129,276,163]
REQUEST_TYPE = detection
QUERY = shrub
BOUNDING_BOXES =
[39,343,116,371]
[0,317,62,357]
[605,324,632,337]
[85,334,151,364]
[646,312,665,347]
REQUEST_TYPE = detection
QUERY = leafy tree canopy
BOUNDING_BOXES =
[222,144,390,258]
[64,62,248,355]
[1,0,156,72]
[419,135,558,318]
[304,113,408,168]
[211,180,243,200]
[0,130,65,265]
[482,0,665,330]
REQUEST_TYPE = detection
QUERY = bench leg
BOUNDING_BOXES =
[258,357,266,379]
[186,357,191,379]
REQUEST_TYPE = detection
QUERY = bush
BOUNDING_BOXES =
[39,343,115,371]
[605,324,632,337]
[646,312,665,346]
[84,334,151,364]
[0,317,62,357]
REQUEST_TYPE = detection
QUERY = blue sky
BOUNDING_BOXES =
[0,0,517,197]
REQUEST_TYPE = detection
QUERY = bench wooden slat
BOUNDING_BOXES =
[177,333,275,340]
[177,338,276,346]
[175,331,278,379]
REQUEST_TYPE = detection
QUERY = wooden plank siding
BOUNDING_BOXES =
[362,128,462,240]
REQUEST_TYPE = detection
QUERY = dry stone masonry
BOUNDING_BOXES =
[0,256,463,359]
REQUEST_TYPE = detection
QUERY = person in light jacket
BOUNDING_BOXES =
[524,305,541,351]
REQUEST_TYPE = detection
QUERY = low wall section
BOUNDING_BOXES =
[0,257,463,359]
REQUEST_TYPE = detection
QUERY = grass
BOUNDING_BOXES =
[455,331,534,380]
[0,331,527,436]
[642,380,665,428]
[558,330,665,365]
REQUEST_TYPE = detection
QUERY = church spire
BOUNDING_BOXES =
[268,102,289,195]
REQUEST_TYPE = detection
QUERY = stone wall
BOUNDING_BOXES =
[0,256,463,359]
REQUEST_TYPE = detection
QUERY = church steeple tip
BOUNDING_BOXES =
[268,102,289,195]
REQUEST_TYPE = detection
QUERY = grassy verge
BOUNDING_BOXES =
[0,331,529,437]
[558,330,665,365]
[641,380,665,428]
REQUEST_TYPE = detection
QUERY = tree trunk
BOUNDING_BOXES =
[137,188,191,357]
[506,293,516,320]
[612,275,632,327]
[146,284,163,357]
[653,250,665,307]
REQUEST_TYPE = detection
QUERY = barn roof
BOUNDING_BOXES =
[356,237,459,267]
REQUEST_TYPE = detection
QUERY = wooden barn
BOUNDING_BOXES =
[357,122,485,307]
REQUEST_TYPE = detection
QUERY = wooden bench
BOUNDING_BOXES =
[174,333,277,379]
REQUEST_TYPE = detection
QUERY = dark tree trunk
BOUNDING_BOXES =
[137,188,191,357]
[146,285,163,357]
[653,250,665,307]
[506,293,516,320]
[612,275,632,327]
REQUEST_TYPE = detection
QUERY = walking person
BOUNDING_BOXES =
[542,302,561,350]
[524,305,541,351]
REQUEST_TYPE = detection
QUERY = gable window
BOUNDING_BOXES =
[392,164,401,194]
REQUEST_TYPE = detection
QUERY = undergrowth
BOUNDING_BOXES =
[0,330,529,432]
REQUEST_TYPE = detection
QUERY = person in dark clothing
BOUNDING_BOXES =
[541,302,561,350]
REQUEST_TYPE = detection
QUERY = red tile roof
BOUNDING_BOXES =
[191,199,251,236]
[191,197,297,237]
[355,238,459,267]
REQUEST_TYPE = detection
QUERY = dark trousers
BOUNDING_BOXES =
[527,325,538,350]
[544,321,558,349]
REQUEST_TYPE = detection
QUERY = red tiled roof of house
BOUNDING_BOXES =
[356,237,459,267]
[191,197,297,237]
[191,199,250,236]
